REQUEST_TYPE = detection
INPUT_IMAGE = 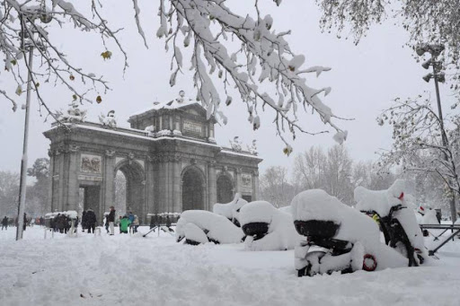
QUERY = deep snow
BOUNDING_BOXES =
[1,226,460,306]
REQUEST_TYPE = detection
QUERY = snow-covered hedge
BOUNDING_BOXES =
[176,210,244,245]
[239,201,301,251]
[213,193,248,226]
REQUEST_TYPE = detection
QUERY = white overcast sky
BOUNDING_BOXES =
[0,1,455,174]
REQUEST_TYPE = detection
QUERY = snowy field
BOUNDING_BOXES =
[1,226,460,306]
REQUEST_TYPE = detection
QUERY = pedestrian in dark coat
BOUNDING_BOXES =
[108,206,116,235]
[85,209,97,234]
[23,213,27,231]
[82,211,87,232]
[1,216,8,230]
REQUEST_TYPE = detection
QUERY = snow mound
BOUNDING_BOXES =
[278,206,292,214]
[239,201,301,251]
[176,210,244,244]
[213,193,248,226]
[422,209,439,224]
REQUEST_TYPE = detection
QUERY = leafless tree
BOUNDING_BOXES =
[259,166,296,207]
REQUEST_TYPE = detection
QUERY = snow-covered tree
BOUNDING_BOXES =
[324,144,354,204]
[0,171,20,217]
[377,95,460,221]
[316,0,460,90]
[293,146,328,190]
[26,157,50,215]
[293,145,354,204]
[259,166,296,208]
[1,0,346,149]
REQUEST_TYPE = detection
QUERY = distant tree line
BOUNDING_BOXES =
[0,158,49,218]
[259,145,449,211]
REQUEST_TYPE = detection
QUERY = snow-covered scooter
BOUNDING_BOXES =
[354,180,426,266]
[291,188,414,277]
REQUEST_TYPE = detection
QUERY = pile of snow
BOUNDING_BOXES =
[291,189,408,271]
[354,180,426,258]
[239,201,301,251]
[2,226,460,305]
[176,210,244,244]
[213,193,248,226]
[421,209,440,225]
[278,206,292,214]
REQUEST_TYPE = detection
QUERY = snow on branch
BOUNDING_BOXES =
[159,0,345,149]
[0,0,128,120]
[377,94,460,197]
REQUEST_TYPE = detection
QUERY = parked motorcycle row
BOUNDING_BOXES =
[176,179,427,277]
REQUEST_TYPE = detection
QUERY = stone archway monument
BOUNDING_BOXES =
[44,95,262,224]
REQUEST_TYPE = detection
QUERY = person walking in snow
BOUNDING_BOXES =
[2,216,8,230]
[85,209,97,234]
[119,215,131,234]
[81,210,87,232]
[108,206,116,235]
[105,214,110,233]
[23,213,27,231]
[132,215,140,233]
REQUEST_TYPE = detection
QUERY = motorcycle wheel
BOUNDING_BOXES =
[298,250,326,277]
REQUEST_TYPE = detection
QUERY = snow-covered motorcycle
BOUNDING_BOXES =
[292,189,411,277]
[354,180,426,266]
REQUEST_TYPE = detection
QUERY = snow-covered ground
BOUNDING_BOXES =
[1,226,460,306]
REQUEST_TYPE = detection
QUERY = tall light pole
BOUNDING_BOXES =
[416,43,457,223]
[16,8,51,240]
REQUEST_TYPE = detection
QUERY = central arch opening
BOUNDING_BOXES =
[217,175,233,203]
[113,161,145,222]
[182,167,204,211]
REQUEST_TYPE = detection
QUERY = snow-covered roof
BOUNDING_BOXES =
[129,98,201,118]
[45,122,261,159]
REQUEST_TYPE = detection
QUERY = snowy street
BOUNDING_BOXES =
[1,226,460,306]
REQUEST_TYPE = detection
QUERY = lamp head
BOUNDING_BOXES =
[416,44,428,56]
[430,44,445,57]
[422,73,433,83]
[436,72,446,83]
[421,60,431,70]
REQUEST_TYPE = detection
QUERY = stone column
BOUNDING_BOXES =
[56,149,65,212]
[208,161,217,211]
[146,156,155,217]
[102,150,116,219]
[66,145,80,212]
[172,155,182,213]
[235,167,242,194]
[47,149,54,213]
[252,169,260,201]
[157,155,168,213]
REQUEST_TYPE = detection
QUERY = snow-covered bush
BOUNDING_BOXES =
[176,210,244,245]
[213,193,248,227]
[239,201,301,251]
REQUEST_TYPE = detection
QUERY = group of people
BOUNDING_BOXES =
[105,209,139,234]
[1,214,44,231]
[49,213,77,233]
[81,209,97,233]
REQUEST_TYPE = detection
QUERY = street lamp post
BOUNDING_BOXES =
[15,8,51,240]
[15,42,34,241]
[416,43,457,223]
